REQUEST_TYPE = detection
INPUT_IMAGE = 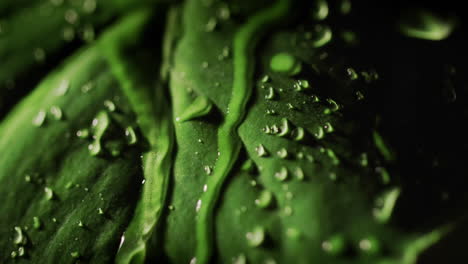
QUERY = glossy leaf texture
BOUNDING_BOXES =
[1,0,468,264]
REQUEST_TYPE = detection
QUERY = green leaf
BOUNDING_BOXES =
[0,19,145,264]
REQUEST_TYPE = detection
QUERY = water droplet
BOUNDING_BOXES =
[314,126,324,139]
[277,118,290,137]
[285,192,294,200]
[33,216,42,230]
[54,80,70,97]
[64,9,79,24]
[78,220,85,228]
[49,106,63,120]
[204,165,212,175]
[205,17,217,32]
[233,254,246,264]
[125,126,138,145]
[18,247,25,257]
[291,127,305,141]
[283,206,293,216]
[261,75,270,83]
[44,187,55,200]
[255,190,273,208]
[13,226,27,245]
[246,226,265,247]
[399,10,456,41]
[294,167,305,180]
[355,90,365,101]
[83,0,97,13]
[270,52,302,76]
[311,0,329,20]
[359,153,368,167]
[255,144,268,157]
[311,25,332,48]
[203,184,208,192]
[190,257,197,264]
[373,131,395,162]
[326,149,340,165]
[274,167,288,181]
[81,82,94,93]
[32,110,47,127]
[358,237,380,255]
[168,205,175,210]
[326,98,340,112]
[98,208,104,215]
[63,26,76,42]
[373,187,400,223]
[103,100,116,112]
[340,0,352,15]
[241,159,255,173]
[75,129,89,139]
[196,199,202,212]
[33,48,46,62]
[265,87,275,100]
[347,68,358,80]
[286,227,301,239]
[277,148,288,159]
[89,111,110,156]
[323,122,333,133]
[11,251,18,259]
[322,235,346,255]
[176,96,213,122]
[376,166,391,185]
[294,79,310,91]
[71,251,80,258]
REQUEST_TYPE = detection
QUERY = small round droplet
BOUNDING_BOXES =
[49,106,63,120]
[32,110,47,127]
[270,53,301,76]
[33,216,42,230]
[322,235,346,256]
[255,144,268,157]
[76,129,89,139]
[286,227,301,239]
[255,190,273,208]
[71,251,80,258]
[246,226,265,247]
[44,187,54,200]
[274,167,288,181]
[311,25,332,48]
[125,126,138,145]
[276,148,288,159]
[359,237,380,255]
